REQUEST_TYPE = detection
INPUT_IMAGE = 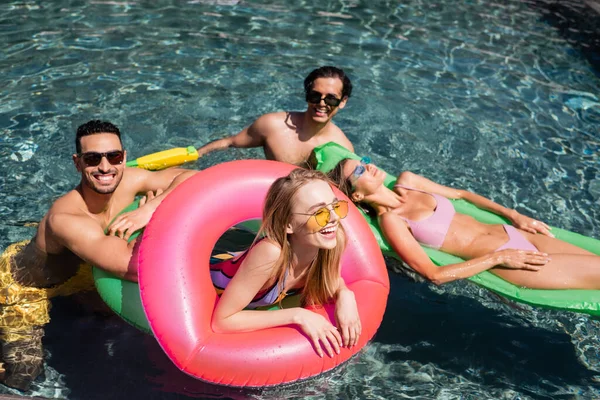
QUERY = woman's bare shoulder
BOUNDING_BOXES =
[242,239,282,272]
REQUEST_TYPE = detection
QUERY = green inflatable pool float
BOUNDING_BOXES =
[93,202,297,333]
[313,142,600,316]
[93,200,152,333]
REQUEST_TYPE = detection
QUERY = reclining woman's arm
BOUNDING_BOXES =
[395,171,553,237]
[378,211,550,285]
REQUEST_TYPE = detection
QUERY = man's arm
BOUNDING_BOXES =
[196,118,266,158]
[107,167,197,239]
[129,166,196,196]
[48,213,138,281]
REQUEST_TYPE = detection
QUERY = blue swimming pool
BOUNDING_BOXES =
[1,0,599,398]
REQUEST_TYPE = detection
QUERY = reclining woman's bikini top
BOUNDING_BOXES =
[394,184,456,250]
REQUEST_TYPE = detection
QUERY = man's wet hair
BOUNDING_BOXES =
[304,66,353,99]
[75,120,122,153]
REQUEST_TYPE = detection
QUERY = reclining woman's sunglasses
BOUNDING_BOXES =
[78,150,125,167]
[294,200,349,228]
[349,157,371,187]
[305,90,343,107]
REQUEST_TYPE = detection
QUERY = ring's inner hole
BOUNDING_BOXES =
[212,219,261,257]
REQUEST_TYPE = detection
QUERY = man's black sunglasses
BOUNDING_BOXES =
[305,90,343,107]
[78,150,124,167]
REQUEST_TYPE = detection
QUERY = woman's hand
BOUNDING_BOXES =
[294,309,342,358]
[509,211,554,238]
[335,289,361,348]
[496,249,551,271]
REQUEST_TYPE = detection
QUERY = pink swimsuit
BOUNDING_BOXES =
[394,184,455,249]
[496,225,538,252]
[394,184,538,252]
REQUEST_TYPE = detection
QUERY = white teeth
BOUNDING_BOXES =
[96,175,114,182]
[320,227,335,234]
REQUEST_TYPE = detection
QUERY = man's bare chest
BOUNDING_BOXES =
[264,134,326,165]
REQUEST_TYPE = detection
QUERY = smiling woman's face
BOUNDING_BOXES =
[288,180,341,250]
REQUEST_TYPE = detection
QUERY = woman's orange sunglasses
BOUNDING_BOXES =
[294,200,349,228]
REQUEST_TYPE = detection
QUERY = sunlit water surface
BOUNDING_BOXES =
[1,0,599,399]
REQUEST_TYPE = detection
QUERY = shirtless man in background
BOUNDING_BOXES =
[0,120,196,390]
[196,66,355,165]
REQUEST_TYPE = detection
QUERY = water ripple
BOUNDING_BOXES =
[1,0,599,398]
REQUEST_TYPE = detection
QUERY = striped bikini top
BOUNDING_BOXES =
[210,246,297,309]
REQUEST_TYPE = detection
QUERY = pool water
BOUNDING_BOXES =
[1,0,599,398]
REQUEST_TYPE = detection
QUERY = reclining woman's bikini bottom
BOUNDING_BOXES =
[496,224,538,252]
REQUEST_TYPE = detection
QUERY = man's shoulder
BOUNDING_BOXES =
[257,110,291,121]
[46,188,100,224]
[323,121,346,135]
[122,166,148,181]
[45,206,105,249]
[254,111,298,132]
[319,123,353,151]
[119,166,149,188]
[47,189,85,217]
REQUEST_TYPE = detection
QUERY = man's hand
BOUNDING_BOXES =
[138,189,162,207]
[107,189,163,240]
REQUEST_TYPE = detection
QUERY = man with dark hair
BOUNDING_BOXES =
[75,119,122,153]
[196,66,354,165]
[0,120,196,390]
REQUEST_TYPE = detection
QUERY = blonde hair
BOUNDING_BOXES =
[257,168,346,306]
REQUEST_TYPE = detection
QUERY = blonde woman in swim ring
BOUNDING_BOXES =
[210,168,361,358]
[328,158,600,289]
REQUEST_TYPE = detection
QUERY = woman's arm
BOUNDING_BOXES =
[379,212,550,285]
[211,240,295,331]
[334,278,361,347]
[396,172,553,237]
[211,240,342,357]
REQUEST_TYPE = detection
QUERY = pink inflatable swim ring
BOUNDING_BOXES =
[138,160,389,387]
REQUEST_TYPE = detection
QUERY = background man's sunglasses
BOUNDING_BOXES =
[78,150,124,167]
[305,90,342,107]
